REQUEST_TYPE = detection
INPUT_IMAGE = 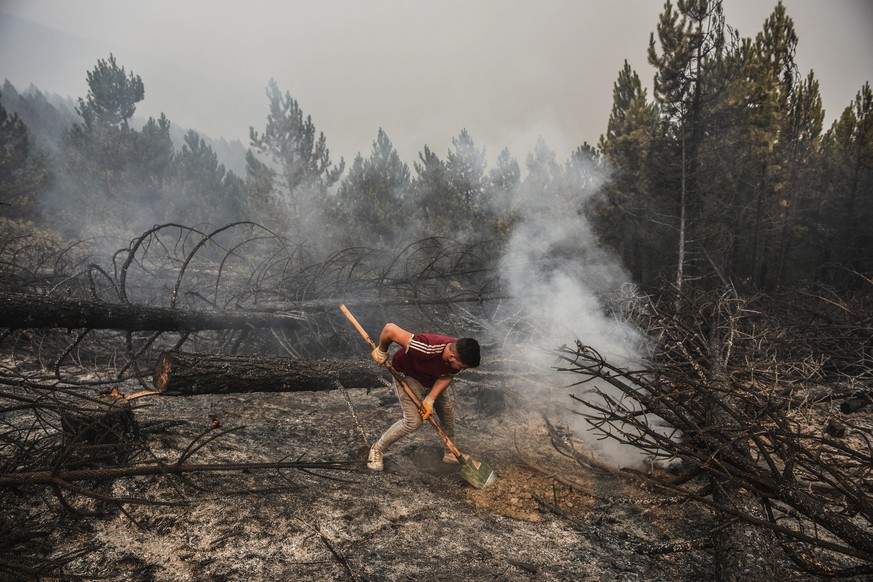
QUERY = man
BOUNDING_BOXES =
[367,322,480,471]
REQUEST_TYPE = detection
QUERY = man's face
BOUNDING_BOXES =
[445,343,469,371]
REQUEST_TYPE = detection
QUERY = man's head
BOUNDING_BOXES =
[453,338,480,368]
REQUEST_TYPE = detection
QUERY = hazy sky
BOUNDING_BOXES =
[1,0,871,167]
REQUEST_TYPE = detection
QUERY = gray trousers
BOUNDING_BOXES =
[374,375,455,452]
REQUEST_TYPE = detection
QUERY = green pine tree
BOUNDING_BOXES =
[595,60,660,283]
[249,79,344,237]
[0,95,47,221]
[820,82,873,282]
[331,128,411,248]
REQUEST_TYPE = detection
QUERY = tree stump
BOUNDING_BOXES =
[61,391,139,465]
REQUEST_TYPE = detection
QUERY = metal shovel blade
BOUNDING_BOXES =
[459,454,497,489]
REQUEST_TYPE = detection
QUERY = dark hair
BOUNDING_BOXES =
[455,338,480,367]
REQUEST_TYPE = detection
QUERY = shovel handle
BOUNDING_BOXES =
[339,304,463,459]
[340,304,377,349]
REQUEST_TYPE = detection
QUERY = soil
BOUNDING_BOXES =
[32,380,718,581]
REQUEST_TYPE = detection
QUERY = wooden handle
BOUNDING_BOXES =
[340,304,376,349]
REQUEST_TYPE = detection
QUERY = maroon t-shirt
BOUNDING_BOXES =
[392,333,457,388]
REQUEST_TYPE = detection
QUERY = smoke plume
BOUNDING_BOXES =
[497,153,654,467]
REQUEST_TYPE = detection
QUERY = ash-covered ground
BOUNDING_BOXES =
[37,379,717,581]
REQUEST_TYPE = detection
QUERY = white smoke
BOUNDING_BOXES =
[500,154,641,361]
[497,152,657,467]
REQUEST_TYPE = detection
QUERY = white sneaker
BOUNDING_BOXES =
[443,449,460,464]
[367,445,384,471]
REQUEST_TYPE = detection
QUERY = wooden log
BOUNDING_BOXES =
[153,350,386,395]
[0,291,308,332]
[839,393,872,414]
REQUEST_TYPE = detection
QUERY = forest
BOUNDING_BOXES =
[1,0,871,580]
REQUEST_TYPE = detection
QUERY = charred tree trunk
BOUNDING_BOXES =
[153,350,386,395]
[707,344,778,581]
[0,291,308,332]
[711,481,778,581]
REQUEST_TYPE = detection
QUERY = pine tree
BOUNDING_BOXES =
[821,82,873,281]
[137,114,174,193]
[595,60,660,283]
[244,150,278,226]
[747,1,801,289]
[484,147,521,241]
[446,129,487,210]
[60,55,173,235]
[171,130,245,226]
[522,137,563,208]
[773,71,823,286]
[411,145,449,236]
[411,129,488,240]
[249,79,344,236]
[647,0,730,290]
[331,128,411,248]
[76,54,144,130]
[0,95,47,221]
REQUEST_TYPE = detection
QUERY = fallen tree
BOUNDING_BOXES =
[557,285,873,579]
[0,291,309,332]
[153,350,386,395]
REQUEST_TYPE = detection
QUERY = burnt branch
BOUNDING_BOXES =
[557,283,873,576]
[2,224,509,387]
[0,459,354,487]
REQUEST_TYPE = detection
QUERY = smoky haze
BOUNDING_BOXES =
[1,0,871,168]
[1,0,871,468]
[495,152,660,466]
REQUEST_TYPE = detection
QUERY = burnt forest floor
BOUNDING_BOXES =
[23,378,726,581]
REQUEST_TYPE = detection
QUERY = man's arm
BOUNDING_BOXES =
[428,376,453,400]
[377,323,413,352]
[420,376,453,420]
[372,323,413,364]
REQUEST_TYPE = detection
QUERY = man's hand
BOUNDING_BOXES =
[419,396,435,421]
[371,347,389,365]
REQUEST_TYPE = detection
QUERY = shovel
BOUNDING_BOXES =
[340,304,497,489]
